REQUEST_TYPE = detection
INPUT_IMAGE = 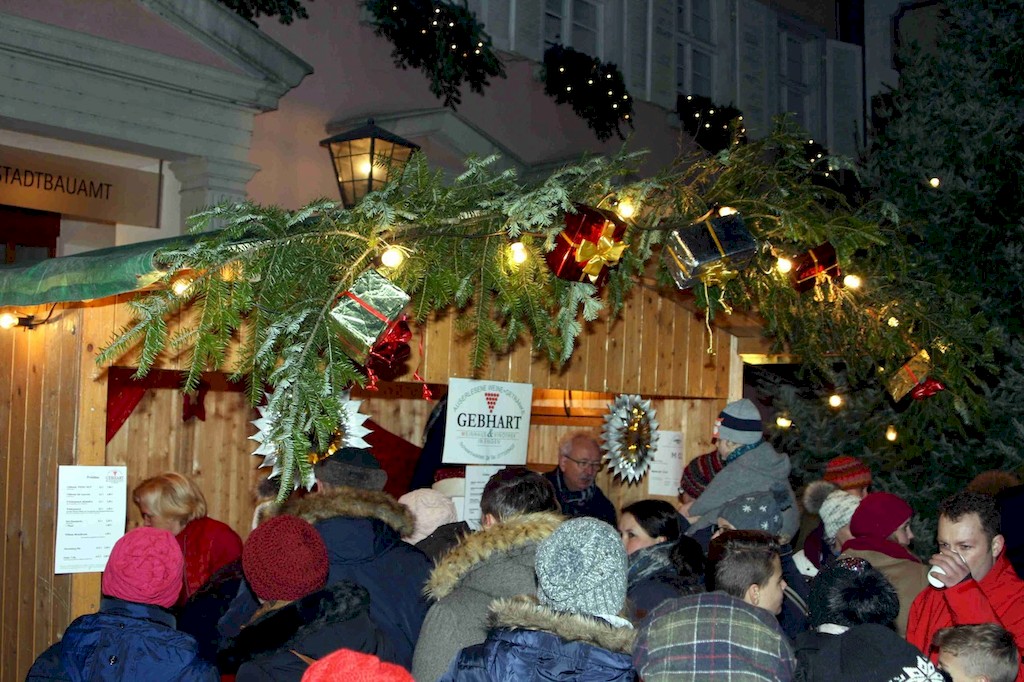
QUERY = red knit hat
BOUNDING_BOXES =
[849,492,913,540]
[679,451,725,498]
[301,649,413,682]
[102,527,183,609]
[823,456,872,491]
[243,515,329,601]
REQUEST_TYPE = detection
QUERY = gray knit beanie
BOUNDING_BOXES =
[715,399,763,444]
[719,485,787,536]
[535,517,627,618]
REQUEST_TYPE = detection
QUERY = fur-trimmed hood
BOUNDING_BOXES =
[488,595,636,654]
[218,581,378,669]
[426,511,564,600]
[281,486,415,537]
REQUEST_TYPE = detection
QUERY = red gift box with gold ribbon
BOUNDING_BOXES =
[546,204,628,287]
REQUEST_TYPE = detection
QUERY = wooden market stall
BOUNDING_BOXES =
[0,268,769,680]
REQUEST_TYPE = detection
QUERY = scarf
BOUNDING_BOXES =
[724,439,763,464]
[841,536,921,564]
[627,541,675,588]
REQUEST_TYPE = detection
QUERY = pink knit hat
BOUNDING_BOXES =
[399,488,458,544]
[102,527,183,609]
[301,649,413,682]
[823,456,872,492]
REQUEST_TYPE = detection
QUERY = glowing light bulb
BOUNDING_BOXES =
[885,425,898,442]
[888,316,900,327]
[172,278,193,297]
[828,394,843,408]
[776,415,793,429]
[358,160,373,177]
[381,246,405,268]
[776,257,793,274]
[615,200,636,219]
[929,177,941,188]
[509,241,528,265]
[843,274,862,289]
[718,206,738,217]
[0,312,18,329]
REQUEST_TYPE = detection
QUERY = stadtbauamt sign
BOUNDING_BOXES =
[442,378,533,465]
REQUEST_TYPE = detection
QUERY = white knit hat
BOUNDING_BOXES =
[535,517,627,619]
[820,489,861,541]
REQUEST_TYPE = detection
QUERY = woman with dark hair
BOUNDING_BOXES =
[619,499,704,622]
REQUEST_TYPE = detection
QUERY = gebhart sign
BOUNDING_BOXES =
[442,378,533,465]
[0,145,159,227]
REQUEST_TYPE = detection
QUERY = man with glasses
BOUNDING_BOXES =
[544,431,617,526]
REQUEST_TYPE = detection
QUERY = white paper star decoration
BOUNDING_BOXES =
[601,394,659,482]
[249,390,373,490]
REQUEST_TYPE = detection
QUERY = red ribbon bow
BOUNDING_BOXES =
[364,316,412,390]
[911,377,945,400]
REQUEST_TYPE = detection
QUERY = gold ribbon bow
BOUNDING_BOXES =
[576,222,627,282]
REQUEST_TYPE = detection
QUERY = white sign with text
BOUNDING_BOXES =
[462,464,507,530]
[646,430,684,497]
[442,378,532,465]
[54,466,128,574]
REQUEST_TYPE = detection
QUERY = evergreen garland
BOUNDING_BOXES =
[217,0,312,24]
[676,94,745,154]
[364,0,506,109]
[98,120,994,498]
[542,45,633,141]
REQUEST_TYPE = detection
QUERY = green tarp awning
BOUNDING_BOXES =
[0,234,197,306]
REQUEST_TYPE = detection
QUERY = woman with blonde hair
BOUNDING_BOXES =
[133,472,242,606]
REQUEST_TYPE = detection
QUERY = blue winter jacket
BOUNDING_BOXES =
[439,596,638,682]
[211,487,430,669]
[26,598,217,682]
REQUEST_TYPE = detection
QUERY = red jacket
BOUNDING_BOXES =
[906,553,1024,682]
[176,516,242,605]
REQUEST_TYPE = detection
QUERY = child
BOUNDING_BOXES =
[934,624,1020,682]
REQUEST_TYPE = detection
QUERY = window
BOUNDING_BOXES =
[0,206,59,264]
[781,33,809,127]
[676,0,715,98]
[544,0,602,57]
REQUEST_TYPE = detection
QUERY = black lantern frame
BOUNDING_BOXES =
[319,120,420,208]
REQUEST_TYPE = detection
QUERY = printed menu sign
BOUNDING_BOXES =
[54,466,127,574]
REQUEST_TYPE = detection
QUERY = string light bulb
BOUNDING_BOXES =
[380,246,405,268]
[776,415,793,429]
[717,206,738,217]
[887,316,900,328]
[509,241,528,265]
[843,274,862,289]
[776,257,793,274]
[172,278,193,297]
[928,177,941,188]
[615,199,636,220]
[0,312,18,330]
[828,394,843,408]
[885,425,898,442]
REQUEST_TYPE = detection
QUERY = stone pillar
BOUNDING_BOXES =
[169,157,260,229]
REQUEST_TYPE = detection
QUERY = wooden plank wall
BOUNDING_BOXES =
[1,280,743,681]
[0,305,81,682]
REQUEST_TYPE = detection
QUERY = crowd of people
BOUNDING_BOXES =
[26,399,1024,681]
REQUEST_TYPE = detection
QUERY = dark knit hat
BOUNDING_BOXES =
[849,492,912,540]
[808,624,948,681]
[679,451,725,498]
[243,514,329,601]
[714,399,763,444]
[719,485,788,536]
[314,447,387,491]
[808,556,899,629]
[823,455,872,491]
[301,649,413,682]
[535,517,627,618]
[102,527,184,609]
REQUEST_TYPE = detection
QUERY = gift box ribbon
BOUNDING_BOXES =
[575,222,627,282]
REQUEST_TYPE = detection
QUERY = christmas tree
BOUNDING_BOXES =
[771,0,1024,551]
